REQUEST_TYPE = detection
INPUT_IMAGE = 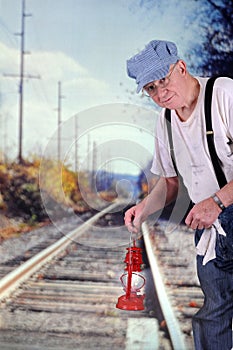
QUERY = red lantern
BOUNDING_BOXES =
[116,238,145,311]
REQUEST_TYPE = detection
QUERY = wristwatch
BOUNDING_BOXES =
[211,194,226,211]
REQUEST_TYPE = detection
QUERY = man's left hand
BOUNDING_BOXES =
[185,197,222,230]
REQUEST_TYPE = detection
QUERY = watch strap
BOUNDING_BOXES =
[211,194,225,210]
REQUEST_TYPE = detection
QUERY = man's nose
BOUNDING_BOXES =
[157,86,167,98]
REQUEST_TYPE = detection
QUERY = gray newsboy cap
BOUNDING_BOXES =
[127,40,179,93]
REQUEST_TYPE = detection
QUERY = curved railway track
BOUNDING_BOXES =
[0,201,203,349]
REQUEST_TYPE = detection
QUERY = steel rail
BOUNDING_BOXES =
[0,202,188,349]
[0,201,121,302]
[142,222,187,350]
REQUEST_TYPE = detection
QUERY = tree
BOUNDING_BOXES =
[192,0,233,75]
[129,0,233,76]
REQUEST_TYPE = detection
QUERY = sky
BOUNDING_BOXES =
[0,0,200,175]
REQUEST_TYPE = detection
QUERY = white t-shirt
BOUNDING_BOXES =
[151,77,233,204]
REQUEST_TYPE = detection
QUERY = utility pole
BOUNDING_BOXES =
[91,141,97,191]
[57,81,65,162]
[3,0,40,163]
[74,115,79,173]
[1,112,9,163]
[87,134,91,186]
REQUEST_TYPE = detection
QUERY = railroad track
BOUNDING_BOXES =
[0,201,203,349]
[144,220,204,350]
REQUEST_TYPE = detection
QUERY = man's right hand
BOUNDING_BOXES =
[124,201,145,233]
[124,177,178,234]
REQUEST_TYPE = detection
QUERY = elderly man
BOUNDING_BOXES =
[124,40,233,350]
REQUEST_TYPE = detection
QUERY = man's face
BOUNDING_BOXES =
[144,60,187,110]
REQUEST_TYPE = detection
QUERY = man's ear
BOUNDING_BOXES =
[177,60,187,75]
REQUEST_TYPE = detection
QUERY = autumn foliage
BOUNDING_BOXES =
[0,158,90,224]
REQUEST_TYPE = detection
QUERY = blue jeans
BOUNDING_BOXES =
[192,205,233,350]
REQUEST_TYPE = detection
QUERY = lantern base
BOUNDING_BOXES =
[116,293,145,311]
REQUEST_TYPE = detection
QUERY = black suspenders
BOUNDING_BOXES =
[165,108,178,174]
[204,77,227,188]
[165,77,228,189]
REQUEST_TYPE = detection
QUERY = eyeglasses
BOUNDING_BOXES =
[142,61,178,97]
